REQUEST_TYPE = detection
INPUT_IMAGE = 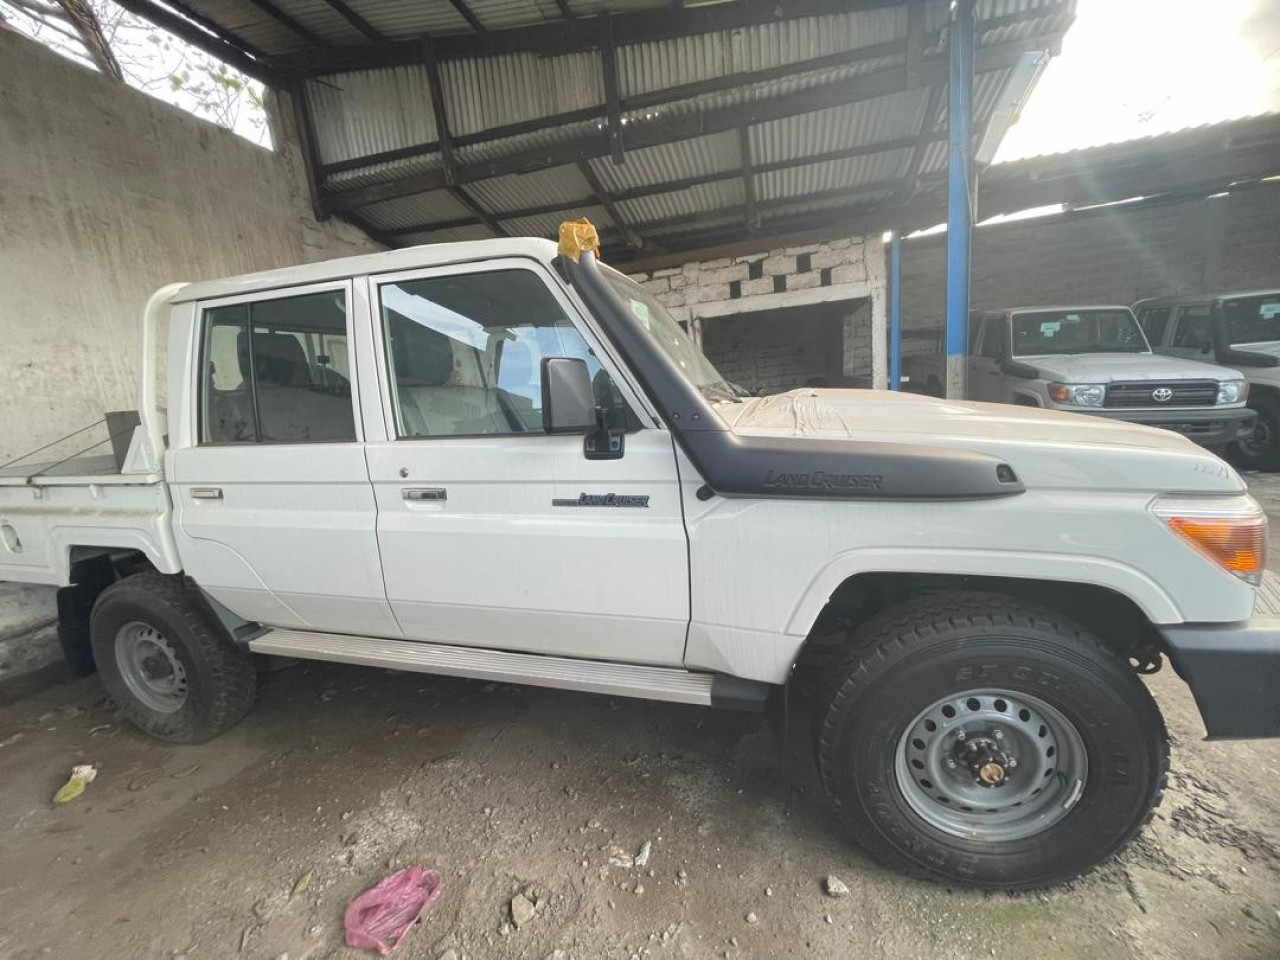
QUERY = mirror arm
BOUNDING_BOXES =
[584,408,625,461]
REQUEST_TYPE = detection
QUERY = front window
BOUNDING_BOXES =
[1223,293,1280,346]
[1011,309,1149,357]
[599,268,743,401]
[379,269,629,439]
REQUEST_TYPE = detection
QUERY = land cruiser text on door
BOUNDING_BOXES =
[1,228,1277,891]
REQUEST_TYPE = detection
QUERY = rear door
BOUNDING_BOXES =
[363,259,690,665]
[171,281,399,637]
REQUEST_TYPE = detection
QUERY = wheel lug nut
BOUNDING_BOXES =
[956,730,966,741]
[946,758,957,769]
[1007,758,1017,769]
[993,729,1004,740]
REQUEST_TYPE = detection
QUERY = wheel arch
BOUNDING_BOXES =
[788,567,1169,677]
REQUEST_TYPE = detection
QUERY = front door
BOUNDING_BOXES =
[170,281,400,637]
[363,260,690,665]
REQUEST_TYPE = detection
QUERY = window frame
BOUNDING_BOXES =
[367,259,649,444]
[192,279,361,447]
[1169,302,1214,350]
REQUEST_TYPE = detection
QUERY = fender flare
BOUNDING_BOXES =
[783,547,1183,638]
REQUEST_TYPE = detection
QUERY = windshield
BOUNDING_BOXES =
[599,267,747,401]
[1011,309,1150,356]
[1224,293,1280,345]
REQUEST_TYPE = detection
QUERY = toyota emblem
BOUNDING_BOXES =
[1152,387,1174,403]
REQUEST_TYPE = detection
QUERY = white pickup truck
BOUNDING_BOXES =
[3,234,1277,891]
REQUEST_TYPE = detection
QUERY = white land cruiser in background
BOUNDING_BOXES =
[911,306,1255,451]
[2,236,1278,891]
[1135,290,1280,471]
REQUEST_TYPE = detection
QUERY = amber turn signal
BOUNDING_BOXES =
[1164,514,1267,585]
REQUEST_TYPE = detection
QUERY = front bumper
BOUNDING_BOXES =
[1161,613,1280,740]
[1071,406,1256,447]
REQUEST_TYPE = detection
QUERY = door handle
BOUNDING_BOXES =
[190,487,223,500]
[402,487,447,501]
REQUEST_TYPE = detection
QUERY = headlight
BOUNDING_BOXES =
[1217,379,1248,404]
[1047,382,1105,407]
[1153,496,1267,585]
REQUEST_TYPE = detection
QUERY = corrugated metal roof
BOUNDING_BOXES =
[755,148,915,201]
[443,52,603,138]
[503,203,610,239]
[465,165,592,214]
[586,132,741,193]
[751,87,931,165]
[761,190,896,223]
[338,0,471,38]
[617,181,745,225]
[617,6,905,99]
[306,67,437,166]
[357,190,474,231]
[324,154,443,192]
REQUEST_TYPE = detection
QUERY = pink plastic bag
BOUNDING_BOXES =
[343,866,443,955]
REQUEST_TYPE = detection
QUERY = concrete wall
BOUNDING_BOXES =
[0,32,380,463]
[627,235,887,391]
[899,182,1280,345]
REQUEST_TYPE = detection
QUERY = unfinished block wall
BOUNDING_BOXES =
[626,235,887,391]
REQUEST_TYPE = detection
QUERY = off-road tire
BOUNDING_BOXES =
[90,573,256,743]
[1230,394,1280,472]
[816,591,1168,889]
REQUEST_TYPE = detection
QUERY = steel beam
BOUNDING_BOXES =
[109,0,278,84]
[423,37,457,185]
[448,0,486,33]
[890,231,902,390]
[242,0,327,47]
[945,0,974,401]
[576,161,643,249]
[318,0,384,43]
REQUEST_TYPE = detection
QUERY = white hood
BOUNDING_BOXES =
[1020,352,1241,383]
[716,389,1245,494]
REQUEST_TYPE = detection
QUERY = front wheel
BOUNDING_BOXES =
[1230,396,1280,472]
[816,592,1168,889]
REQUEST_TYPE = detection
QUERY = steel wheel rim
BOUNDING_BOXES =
[894,688,1087,842]
[1242,415,1272,457]
[115,621,188,714]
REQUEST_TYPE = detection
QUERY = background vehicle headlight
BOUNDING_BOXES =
[1217,379,1248,404]
[1047,383,1105,407]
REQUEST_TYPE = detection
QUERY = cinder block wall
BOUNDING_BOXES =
[0,32,381,464]
[627,235,887,389]
[899,183,1280,348]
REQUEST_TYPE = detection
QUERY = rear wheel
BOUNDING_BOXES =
[91,573,256,743]
[816,592,1168,889]
[1231,395,1280,472]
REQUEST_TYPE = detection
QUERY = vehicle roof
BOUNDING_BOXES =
[1133,289,1280,307]
[983,305,1134,316]
[171,237,561,304]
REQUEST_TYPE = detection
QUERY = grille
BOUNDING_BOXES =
[1104,380,1218,408]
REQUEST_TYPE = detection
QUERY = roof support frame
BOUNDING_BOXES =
[577,161,644,249]
[738,126,759,231]
[599,13,626,165]
[240,0,327,47]
[325,33,1054,212]
[317,0,385,44]
[422,36,457,185]
[447,0,486,33]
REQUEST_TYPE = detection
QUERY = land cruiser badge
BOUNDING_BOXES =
[552,493,650,508]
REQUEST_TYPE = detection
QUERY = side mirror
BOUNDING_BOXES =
[541,357,596,434]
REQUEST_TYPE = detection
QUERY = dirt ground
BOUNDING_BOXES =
[3,485,1280,960]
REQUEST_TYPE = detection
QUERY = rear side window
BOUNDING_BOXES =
[1136,307,1171,345]
[1223,294,1280,345]
[200,290,356,444]
[1172,305,1213,349]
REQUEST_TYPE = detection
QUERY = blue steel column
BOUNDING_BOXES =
[945,0,975,399]
[890,232,902,390]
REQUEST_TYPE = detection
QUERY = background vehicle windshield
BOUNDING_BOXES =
[600,267,744,401]
[1012,309,1149,356]
[1224,293,1280,345]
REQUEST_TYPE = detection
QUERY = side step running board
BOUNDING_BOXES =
[249,628,771,710]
